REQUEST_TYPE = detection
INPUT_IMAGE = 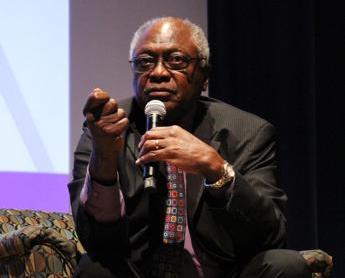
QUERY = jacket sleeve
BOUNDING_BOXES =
[68,125,129,257]
[200,122,287,261]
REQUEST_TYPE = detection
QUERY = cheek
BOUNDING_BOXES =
[175,77,199,102]
[132,76,145,95]
[173,74,191,93]
[132,77,146,107]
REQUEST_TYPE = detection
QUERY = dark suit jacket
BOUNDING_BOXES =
[68,96,287,270]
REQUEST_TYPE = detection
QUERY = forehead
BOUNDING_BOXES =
[133,20,197,55]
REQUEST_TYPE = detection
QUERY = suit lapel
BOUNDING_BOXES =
[119,98,144,196]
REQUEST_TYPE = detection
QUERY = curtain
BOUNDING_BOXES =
[207,1,344,276]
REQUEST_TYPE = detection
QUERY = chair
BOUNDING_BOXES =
[0,209,332,277]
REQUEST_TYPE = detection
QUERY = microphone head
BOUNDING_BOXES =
[144,100,166,117]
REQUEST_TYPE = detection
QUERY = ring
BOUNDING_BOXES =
[155,139,159,150]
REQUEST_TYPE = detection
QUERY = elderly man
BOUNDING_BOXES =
[69,17,311,277]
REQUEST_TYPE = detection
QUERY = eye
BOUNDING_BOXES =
[167,53,188,66]
[135,56,155,68]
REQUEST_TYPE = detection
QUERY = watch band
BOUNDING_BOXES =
[203,161,235,189]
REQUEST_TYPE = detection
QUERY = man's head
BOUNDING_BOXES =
[129,17,209,122]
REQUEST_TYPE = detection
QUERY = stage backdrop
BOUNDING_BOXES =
[0,1,69,212]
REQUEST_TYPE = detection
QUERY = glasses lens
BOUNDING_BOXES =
[165,54,189,70]
[132,57,155,73]
[130,54,199,73]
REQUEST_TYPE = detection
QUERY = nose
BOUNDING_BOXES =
[148,59,171,83]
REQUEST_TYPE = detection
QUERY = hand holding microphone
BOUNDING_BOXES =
[137,99,225,185]
[141,100,166,190]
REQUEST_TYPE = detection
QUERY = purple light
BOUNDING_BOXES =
[0,172,70,212]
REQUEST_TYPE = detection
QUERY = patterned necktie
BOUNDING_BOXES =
[163,162,186,244]
[149,163,186,277]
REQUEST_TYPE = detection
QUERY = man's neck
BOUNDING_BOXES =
[165,103,197,132]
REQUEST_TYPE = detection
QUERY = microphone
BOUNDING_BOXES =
[143,100,166,190]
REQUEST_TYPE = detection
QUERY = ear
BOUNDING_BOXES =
[199,61,209,92]
[202,78,209,91]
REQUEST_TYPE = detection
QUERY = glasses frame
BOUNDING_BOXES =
[129,54,205,74]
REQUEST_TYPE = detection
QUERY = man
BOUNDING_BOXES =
[69,17,312,277]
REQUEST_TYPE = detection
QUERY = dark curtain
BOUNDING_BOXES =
[208,1,344,276]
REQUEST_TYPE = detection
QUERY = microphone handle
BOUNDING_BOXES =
[143,113,162,191]
[146,113,160,129]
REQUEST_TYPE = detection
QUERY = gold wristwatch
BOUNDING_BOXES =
[203,161,235,189]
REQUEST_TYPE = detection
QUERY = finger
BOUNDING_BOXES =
[100,98,118,117]
[138,131,164,149]
[147,125,181,139]
[150,126,173,131]
[136,145,181,165]
[86,104,125,124]
[138,138,166,157]
[93,110,127,129]
[138,126,174,149]
[138,125,182,149]
[96,108,126,124]
[83,88,110,116]
[85,111,96,122]
[136,149,163,165]
[97,117,129,136]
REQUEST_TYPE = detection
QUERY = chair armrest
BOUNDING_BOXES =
[0,224,76,260]
[0,209,86,277]
[0,209,85,255]
[300,249,333,278]
[0,224,77,276]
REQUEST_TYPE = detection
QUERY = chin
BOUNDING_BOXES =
[161,101,178,113]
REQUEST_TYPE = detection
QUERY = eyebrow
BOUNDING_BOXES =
[134,47,186,56]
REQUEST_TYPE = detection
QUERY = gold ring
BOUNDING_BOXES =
[155,139,159,150]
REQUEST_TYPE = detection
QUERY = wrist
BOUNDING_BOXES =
[92,136,123,154]
[204,161,235,190]
[202,152,224,182]
[89,151,118,184]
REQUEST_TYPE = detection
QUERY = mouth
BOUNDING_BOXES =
[144,88,177,98]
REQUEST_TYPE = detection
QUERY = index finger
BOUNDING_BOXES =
[138,126,175,149]
[83,88,110,116]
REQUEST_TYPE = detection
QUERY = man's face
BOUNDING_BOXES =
[131,20,207,122]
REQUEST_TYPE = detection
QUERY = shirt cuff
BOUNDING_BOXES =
[80,167,125,223]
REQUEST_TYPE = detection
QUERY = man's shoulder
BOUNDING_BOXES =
[198,96,271,129]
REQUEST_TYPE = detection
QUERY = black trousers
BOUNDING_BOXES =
[74,249,312,278]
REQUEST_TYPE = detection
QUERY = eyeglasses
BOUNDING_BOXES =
[129,53,205,73]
